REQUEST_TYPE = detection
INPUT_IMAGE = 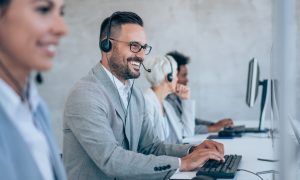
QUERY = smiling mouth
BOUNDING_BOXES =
[38,41,58,58]
[129,60,141,71]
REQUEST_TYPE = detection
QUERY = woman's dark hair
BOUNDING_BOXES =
[0,0,11,16]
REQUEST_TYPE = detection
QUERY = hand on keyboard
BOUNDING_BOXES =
[196,154,242,179]
[180,140,225,172]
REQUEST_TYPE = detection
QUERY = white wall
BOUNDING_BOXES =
[38,0,273,149]
[296,0,300,120]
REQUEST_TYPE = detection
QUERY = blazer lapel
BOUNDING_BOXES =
[124,87,138,149]
[91,63,126,123]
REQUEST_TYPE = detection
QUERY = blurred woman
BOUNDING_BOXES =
[0,0,67,179]
[143,55,195,144]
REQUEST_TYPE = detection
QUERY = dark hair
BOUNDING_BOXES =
[166,51,190,71]
[99,11,143,41]
[0,0,10,16]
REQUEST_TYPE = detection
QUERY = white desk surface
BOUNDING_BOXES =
[171,121,277,180]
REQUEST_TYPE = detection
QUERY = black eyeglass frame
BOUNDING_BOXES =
[109,38,152,55]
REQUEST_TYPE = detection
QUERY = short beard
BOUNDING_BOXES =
[109,55,142,80]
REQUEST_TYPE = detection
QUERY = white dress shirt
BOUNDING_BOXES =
[0,79,54,180]
[102,65,133,108]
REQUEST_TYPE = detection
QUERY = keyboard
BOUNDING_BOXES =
[224,125,269,133]
[218,126,245,137]
[224,125,246,132]
[196,154,242,179]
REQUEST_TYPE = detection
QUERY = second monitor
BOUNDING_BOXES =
[244,57,269,133]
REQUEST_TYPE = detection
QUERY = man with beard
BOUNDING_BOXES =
[63,11,225,180]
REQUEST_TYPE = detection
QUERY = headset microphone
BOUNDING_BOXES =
[141,62,151,73]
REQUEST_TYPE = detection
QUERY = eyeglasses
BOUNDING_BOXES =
[110,38,152,55]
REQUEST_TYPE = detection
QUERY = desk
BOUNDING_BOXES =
[171,128,277,180]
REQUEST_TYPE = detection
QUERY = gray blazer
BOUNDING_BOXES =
[63,63,192,180]
[0,100,67,180]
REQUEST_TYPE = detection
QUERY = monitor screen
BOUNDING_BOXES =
[245,58,269,132]
[246,58,260,107]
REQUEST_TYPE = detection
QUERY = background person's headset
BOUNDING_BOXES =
[165,55,174,82]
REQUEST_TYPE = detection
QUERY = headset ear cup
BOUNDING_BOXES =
[100,39,112,52]
[167,73,173,82]
[165,55,174,82]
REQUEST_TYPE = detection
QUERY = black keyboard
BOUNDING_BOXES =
[196,155,242,179]
[223,125,269,133]
[224,125,246,132]
[218,126,245,138]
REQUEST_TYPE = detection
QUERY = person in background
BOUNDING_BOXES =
[166,51,234,134]
[143,55,195,144]
[63,11,225,180]
[0,0,68,179]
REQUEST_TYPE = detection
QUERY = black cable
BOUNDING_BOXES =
[124,79,135,123]
[237,169,263,180]
[256,170,279,175]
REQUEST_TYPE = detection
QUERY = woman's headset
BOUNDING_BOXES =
[165,55,174,82]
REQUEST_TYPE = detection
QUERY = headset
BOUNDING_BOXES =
[100,12,119,52]
[165,55,173,82]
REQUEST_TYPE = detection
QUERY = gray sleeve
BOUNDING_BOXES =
[195,124,209,134]
[64,82,187,179]
[195,118,215,126]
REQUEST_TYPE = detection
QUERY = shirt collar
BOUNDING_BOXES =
[101,64,133,94]
[0,78,41,117]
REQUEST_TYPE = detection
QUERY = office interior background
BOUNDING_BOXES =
[37,1,299,173]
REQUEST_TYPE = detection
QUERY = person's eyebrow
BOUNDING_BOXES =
[31,0,53,6]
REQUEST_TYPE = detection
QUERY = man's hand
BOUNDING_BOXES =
[175,84,190,100]
[191,140,224,155]
[180,140,224,171]
[208,118,234,132]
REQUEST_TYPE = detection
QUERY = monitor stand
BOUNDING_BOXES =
[245,79,269,133]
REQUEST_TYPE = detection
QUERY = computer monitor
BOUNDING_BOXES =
[245,58,269,133]
[246,58,259,107]
[289,115,300,145]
